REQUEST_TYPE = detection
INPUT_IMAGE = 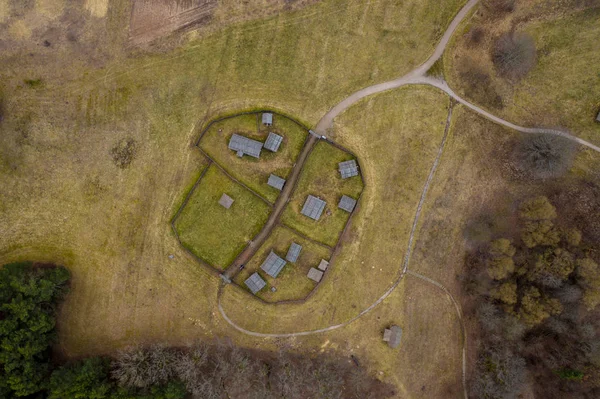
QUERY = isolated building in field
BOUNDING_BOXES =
[219,193,234,209]
[245,273,266,295]
[596,111,600,123]
[307,267,323,282]
[339,160,359,179]
[383,325,402,349]
[338,195,357,213]
[260,251,287,278]
[318,259,329,271]
[264,132,283,152]
[228,134,263,158]
[262,113,273,126]
[268,174,286,191]
[286,242,302,263]
[301,195,326,221]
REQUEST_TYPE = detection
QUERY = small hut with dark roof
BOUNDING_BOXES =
[264,132,283,152]
[307,267,323,282]
[219,194,234,209]
[383,325,402,348]
[338,195,357,213]
[245,273,266,295]
[596,111,600,123]
[338,160,359,179]
[228,134,263,158]
[286,242,302,263]
[301,195,326,221]
[262,113,273,126]
[268,174,286,191]
[260,251,287,278]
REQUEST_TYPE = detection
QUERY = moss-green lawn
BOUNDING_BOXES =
[175,165,271,269]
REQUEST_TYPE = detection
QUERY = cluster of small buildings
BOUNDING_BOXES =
[244,240,331,295]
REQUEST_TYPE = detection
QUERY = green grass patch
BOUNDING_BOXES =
[233,226,332,302]
[200,113,307,203]
[282,141,363,246]
[175,165,271,269]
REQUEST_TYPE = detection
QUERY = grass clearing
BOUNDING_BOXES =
[445,4,600,144]
[174,165,271,270]
[199,113,308,203]
[233,225,332,302]
[282,141,363,246]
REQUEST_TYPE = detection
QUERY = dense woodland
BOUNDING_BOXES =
[463,196,600,398]
[0,262,392,399]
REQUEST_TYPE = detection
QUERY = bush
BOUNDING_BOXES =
[485,0,516,14]
[515,134,576,178]
[493,32,536,80]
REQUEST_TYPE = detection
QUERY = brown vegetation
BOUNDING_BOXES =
[463,195,600,398]
[492,32,537,80]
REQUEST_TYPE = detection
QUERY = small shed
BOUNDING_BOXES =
[262,113,273,126]
[596,111,600,123]
[318,259,329,271]
[268,174,286,191]
[260,251,287,278]
[338,195,357,213]
[245,273,266,295]
[264,132,283,152]
[383,325,402,349]
[307,267,323,282]
[301,195,327,221]
[286,242,302,263]
[219,193,234,209]
[228,134,263,158]
[339,160,359,179]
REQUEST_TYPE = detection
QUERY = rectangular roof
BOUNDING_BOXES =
[383,325,402,348]
[597,111,600,122]
[318,259,329,271]
[338,195,357,213]
[286,242,302,263]
[339,160,359,179]
[264,132,283,152]
[228,134,263,158]
[219,193,234,209]
[267,174,286,191]
[262,113,273,125]
[307,267,323,282]
[245,273,266,294]
[260,250,287,278]
[301,195,326,221]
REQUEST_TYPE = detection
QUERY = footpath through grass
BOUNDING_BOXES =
[175,165,271,270]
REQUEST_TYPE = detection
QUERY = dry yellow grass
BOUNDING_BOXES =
[85,0,108,18]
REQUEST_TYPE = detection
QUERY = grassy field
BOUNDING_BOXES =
[444,3,600,145]
[174,165,271,270]
[233,225,332,302]
[0,0,473,394]
[281,141,363,246]
[199,113,308,203]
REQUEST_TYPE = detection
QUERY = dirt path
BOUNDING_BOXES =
[223,134,318,278]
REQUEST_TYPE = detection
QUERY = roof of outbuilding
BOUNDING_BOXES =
[228,134,263,158]
[267,174,286,191]
[218,193,234,209]
[286,242,302,263]
[264,132,283,152]
[597,111,600,122]
[383,325,402,348]
[339,160,359,179]
[260,251,287,278]
[338,195,357,212]
[307,267,323,282]
[301,195,326,221]
[262,113,273,125]
[318,259,329,271]
[245,273,266,294]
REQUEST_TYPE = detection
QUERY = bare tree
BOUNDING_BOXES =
[515,134,576,178]
[493,32,537,80]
